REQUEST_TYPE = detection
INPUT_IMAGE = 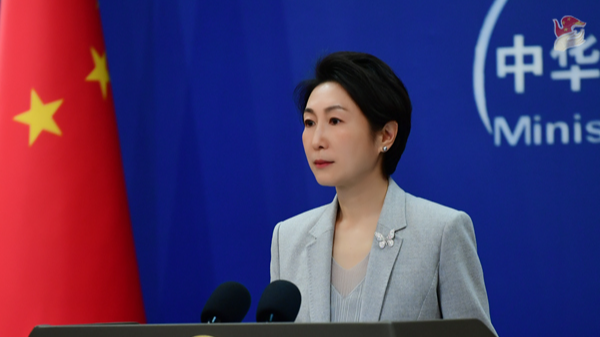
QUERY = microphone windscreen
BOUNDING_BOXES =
[201,281,251,323]
[256,280,301,322]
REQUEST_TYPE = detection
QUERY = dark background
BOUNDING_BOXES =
[98,1,600,336]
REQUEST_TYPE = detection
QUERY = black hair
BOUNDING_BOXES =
[294,51,412,177]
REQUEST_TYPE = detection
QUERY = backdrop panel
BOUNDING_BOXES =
[99,1,600,336]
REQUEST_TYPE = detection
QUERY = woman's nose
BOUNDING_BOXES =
[311,123,327,150]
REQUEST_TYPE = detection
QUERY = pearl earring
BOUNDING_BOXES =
[382,146,388,152]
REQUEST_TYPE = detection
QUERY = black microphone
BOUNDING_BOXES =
[256,280,301,322]
[201,281,251,323]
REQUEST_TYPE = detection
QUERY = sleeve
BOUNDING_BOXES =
[438,212,498,336]
[270,222,281,282]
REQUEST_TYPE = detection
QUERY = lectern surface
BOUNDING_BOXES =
[29,319,495,337]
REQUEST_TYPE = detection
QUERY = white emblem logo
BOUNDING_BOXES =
[473,0,600,147]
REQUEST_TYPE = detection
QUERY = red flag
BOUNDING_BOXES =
[0,1,146,336]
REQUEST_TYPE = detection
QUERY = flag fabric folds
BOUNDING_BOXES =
[0,1,146,336]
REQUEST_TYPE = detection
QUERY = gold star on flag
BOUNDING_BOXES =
[86,47,110,99]
[13,89,63,146]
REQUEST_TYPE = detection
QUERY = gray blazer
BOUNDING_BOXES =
[270,179,497,335]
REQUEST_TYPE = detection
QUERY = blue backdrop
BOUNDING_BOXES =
[98,1,600,336]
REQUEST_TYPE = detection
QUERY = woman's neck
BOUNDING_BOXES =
[335,172,389,226]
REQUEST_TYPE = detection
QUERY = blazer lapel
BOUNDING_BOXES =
[306,196,337,322]
[359,179,407,322]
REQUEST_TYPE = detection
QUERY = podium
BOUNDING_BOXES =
[29,319,496,337]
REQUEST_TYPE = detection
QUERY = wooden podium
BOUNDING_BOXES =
[29,319,496,337]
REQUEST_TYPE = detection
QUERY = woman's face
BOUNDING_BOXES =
[302,82,382,187]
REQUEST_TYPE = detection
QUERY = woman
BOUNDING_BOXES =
[270,52,496,335]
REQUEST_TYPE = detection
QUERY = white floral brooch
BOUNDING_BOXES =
[374,229,396,249]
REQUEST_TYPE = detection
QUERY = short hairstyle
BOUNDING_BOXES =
[294,51,412,176]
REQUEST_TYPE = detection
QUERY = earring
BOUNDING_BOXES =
[382,146,388,152]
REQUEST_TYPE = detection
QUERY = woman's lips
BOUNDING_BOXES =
[314,160,333,169]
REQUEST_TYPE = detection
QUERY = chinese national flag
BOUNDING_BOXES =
[0,1,146,336]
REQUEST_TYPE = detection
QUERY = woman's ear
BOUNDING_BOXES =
[380,121,398,151]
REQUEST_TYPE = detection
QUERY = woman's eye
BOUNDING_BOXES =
[330,118,341,125]
[304,119,315,127]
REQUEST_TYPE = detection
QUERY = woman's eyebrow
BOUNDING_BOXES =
[324,105,347,113]
[304,105,347,114]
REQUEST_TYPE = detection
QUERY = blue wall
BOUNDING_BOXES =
[99,1,600,336]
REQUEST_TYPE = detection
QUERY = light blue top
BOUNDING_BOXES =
[330,255,369,322]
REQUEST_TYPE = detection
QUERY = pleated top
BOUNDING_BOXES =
[330,254,369,322]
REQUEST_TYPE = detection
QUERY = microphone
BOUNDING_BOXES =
[201,281,251,323]
[256,280,301,322]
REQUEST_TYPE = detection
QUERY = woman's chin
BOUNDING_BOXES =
[313,174,338,187]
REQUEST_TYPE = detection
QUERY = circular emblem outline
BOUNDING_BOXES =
[473,0,509,134]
